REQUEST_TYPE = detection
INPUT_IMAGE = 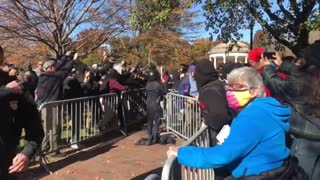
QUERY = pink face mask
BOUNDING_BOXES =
[226,90,252,109]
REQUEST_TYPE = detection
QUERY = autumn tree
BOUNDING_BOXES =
[190,38,215,60]
[252,30,269,48]
[130,0,181,33]
[1,38,50,66]
[128,0,200,65]
[194,0,320,56]
[108,36,141,64]
[134,30,192,65]
[0,0,130,59]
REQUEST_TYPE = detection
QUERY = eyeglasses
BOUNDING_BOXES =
[225,83,251,91]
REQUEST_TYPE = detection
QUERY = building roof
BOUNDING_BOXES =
[209,41,249,54]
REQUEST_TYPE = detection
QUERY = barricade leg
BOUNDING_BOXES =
[71,102,80,143]
[119,99,128,136]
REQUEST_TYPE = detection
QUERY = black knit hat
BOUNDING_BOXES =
[303,41,320,67]
[194,60,219,90]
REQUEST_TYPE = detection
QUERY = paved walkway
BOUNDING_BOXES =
[23,130,181,180]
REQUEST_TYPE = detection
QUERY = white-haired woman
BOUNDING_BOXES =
[168,67,307,179]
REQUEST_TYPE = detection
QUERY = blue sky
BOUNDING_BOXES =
[191,2,262,43]
[194,15,262,43]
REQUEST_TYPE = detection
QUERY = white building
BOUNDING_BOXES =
[208,42,249,68]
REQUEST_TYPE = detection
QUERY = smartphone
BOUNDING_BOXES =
[263,52,276,60]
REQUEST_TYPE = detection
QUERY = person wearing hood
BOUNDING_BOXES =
[144,69,166,145]
[194,60,232,145]
[167,67,306,179]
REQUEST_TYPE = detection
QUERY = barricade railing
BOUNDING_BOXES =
[39,93,119,153]
[161,125,215,180]
[165,92,202,140]
[121,88,147,134]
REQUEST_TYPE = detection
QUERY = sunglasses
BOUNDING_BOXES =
[225,83,252,91]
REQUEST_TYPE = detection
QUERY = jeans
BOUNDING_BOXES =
[291,138,320,180]
[41,106,61,152]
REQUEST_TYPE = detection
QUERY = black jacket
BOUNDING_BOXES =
[23,70,38,98]
[0,87,44,161]
[36,55,74,105]
[194,60,232,132]
[0,70,11,86]
[262,62,320,140]
[81,79,100,96]
[198,80,232,132]
[63,76,83,99]
[74,61,89,82]
[0,70,16,87]
[146,80,166,111]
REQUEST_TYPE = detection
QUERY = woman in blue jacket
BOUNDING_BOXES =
[168,67,306,179]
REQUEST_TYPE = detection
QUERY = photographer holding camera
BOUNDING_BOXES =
[248,48,289,97]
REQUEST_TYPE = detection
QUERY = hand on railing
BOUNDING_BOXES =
[167,146,179,158]
[9,153,30,174]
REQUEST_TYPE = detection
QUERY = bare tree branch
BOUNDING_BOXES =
[0,0,129,57]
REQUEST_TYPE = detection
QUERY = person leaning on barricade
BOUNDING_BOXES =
[36,51,77,105]
[167,67,308,180]
[36,51,77,157]
[260,41,320,180]
[0,45,44,179]
[107,69,128,93]
[194,60,233,146]
[135,69,166,146]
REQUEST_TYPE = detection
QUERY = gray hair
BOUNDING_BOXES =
[227,66,266,97]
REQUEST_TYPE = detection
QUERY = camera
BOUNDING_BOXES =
[263,52,276,60]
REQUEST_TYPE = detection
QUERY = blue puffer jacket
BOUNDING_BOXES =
[177,97,291,178]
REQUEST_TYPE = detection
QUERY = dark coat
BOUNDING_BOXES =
[0,88,44,174]
[0,70,11,87]
[63,76,83,99]
[74,61,89,82]
[195,60,232,132]
[262,62,320,140]
[81,79,100,96]
[146,80,166,112]
[23,70,38,97]
[36,55,74,105]
[198,80,232,132]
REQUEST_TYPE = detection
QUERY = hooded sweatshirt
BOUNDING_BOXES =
[177,97,291,178]
[194,60,231,132]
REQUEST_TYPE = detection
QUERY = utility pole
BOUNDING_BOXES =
[249,21,254,50]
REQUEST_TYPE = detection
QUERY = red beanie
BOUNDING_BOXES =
[248,48,264,62]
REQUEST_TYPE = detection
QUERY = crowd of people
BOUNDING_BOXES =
[1,39,320,180]
[164,41,320,180]
[0,47,171,179]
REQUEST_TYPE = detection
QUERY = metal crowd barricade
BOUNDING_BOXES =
[161,125,215,180]
[165,92,202,139]
[39,93,119,153]
[121,88,147,134]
